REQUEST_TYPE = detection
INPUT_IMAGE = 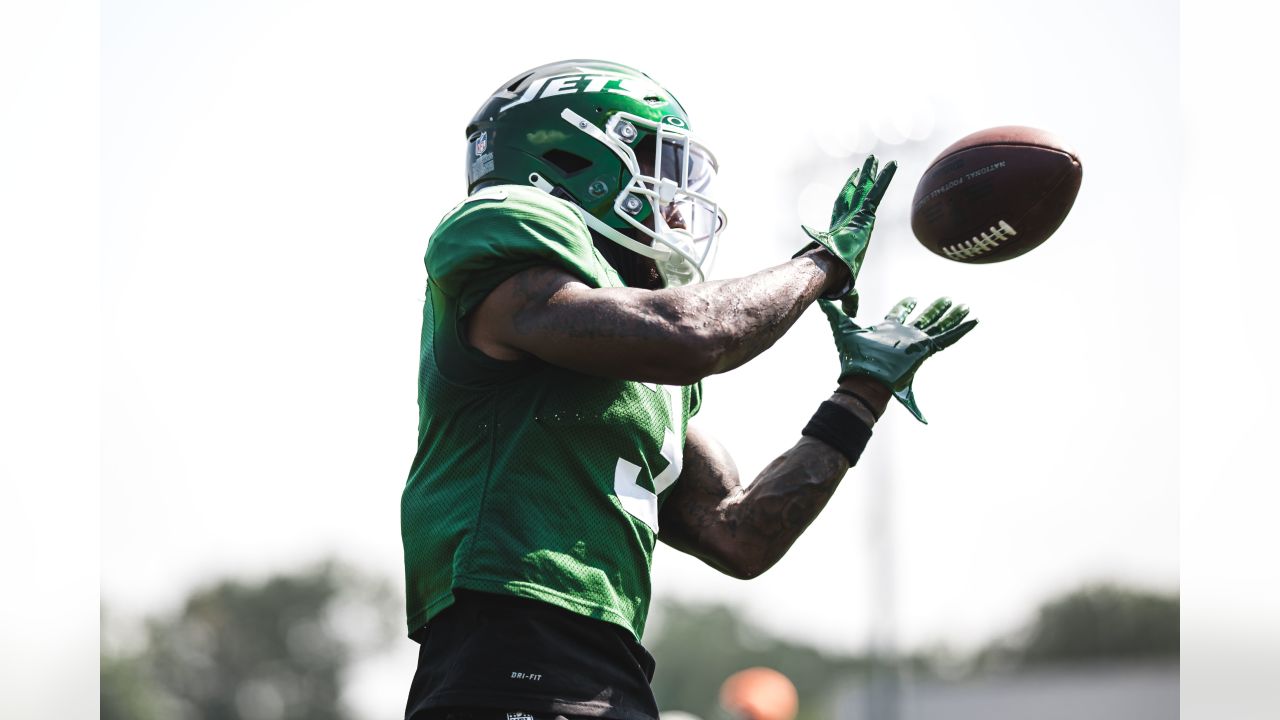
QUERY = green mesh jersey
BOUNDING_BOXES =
[402,184,701,641]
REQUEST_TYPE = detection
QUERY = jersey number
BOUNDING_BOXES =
[613,386,682,533]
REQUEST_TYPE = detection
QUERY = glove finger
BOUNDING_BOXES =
[925,303,970,336]
[862,160,898,214]
[856,155,879,204]
[911,296,953,330]
[886,296,917,323]
[818,298,847,330]
[831,157,881,229]
[819,299,862,334]
[932,318,979,350]
[840,291,860,318]
[829,168,861,228]
[860,155,879,188]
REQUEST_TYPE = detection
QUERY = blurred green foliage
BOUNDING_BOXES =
[102,563,1176,720]
[101,638,165,720]
[101,560,396,720]
[977,582,1180,669]
[648,584,1178,718]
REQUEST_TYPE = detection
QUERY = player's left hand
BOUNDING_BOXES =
[796,155,898,316]
[819,296,978,424]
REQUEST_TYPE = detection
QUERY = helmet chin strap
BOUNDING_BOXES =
[527,173,704,286]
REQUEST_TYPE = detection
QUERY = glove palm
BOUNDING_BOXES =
[819,296,978,423]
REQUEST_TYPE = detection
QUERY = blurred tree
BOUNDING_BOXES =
[976,583,1179,670]
[102,641,163,720]
[104,565,1175,720]
[103,603,169,720]
[649,584,1179,718]
[1019,583,1179,663]
[101,559,398,720]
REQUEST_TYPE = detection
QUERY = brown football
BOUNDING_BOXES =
[910,126,1082,263]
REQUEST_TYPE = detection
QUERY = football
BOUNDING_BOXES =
[910,126,1082,263]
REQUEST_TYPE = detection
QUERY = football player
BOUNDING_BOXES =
[401,60,977,720]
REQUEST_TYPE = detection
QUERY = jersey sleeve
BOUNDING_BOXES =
[425,186,617,318]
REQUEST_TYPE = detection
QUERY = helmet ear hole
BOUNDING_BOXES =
[541,149,592,176]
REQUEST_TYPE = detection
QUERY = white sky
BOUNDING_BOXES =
[96,0,1181,715]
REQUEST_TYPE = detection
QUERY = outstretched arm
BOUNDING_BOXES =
[468,156,898,384]
[657,376,891,579]
[468,249,848,384]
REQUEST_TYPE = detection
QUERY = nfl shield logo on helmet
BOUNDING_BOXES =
[475,131,488,156]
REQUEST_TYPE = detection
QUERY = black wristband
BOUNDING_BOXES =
[834,387,878,418]
[801,400,873,465]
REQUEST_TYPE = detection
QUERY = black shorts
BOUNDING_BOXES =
[404,590,659,720]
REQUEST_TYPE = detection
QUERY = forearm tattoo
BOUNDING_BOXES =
[669,430,855,580]
[664,253,837,374]
[505,253,841,376]
[720,438,850,577]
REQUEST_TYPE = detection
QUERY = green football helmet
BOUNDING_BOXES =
[466,59,727,287]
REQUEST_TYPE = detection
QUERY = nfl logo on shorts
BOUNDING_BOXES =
[475,131,488,155]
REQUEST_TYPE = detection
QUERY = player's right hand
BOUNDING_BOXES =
[819,295,977,424]
[796,155,897,316]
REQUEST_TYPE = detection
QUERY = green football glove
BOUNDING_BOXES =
[795,155,898,316]
[819,296,978,424]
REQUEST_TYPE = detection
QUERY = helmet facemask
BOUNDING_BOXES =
[552,109,727,288]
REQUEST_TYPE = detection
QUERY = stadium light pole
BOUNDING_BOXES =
[794,104,943,719]
[861,122,940,720]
